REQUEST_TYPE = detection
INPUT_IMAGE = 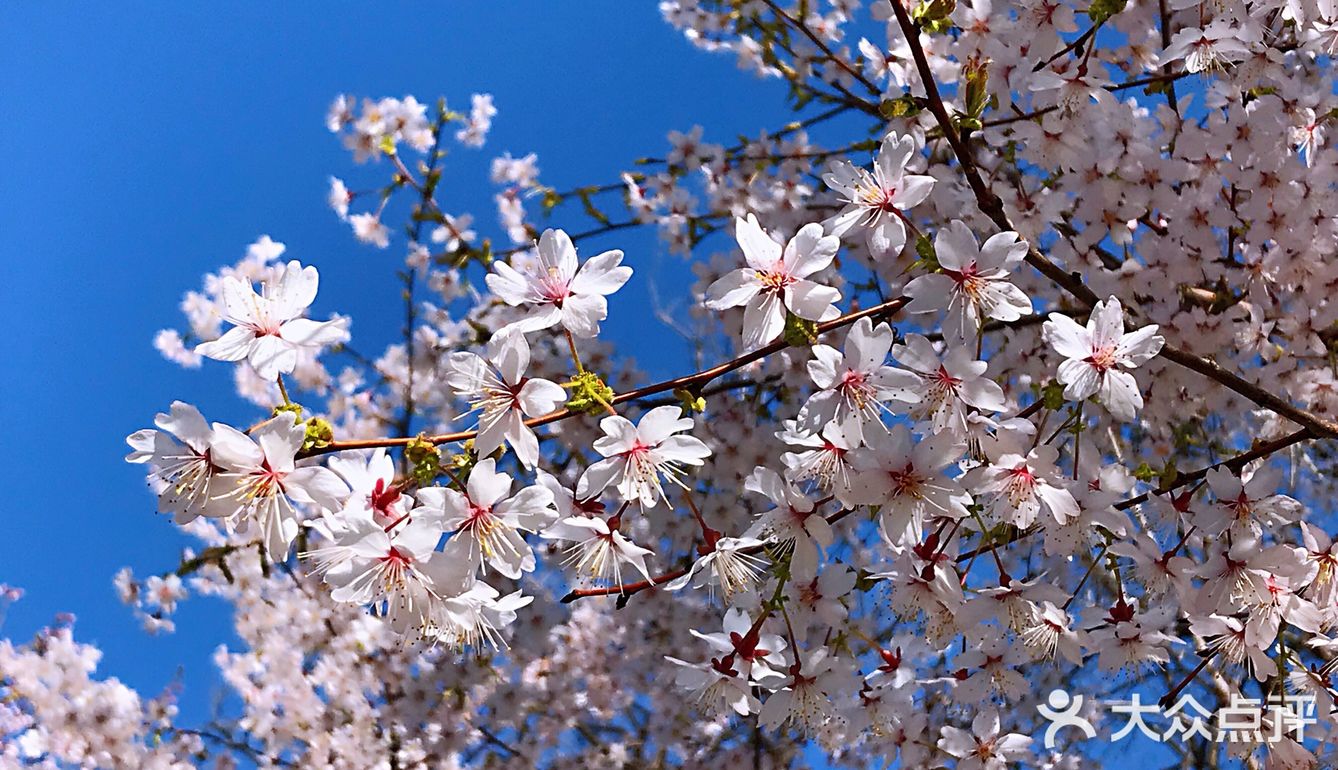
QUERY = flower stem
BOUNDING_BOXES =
[276,375,292,406]
[564,329,585,374]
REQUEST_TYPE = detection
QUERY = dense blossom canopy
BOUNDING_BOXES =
[9,1,1338,767]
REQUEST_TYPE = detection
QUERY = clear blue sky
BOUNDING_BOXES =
[0,2,833,727]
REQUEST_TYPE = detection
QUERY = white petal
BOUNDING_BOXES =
[195,327,255,363]
[570,250,632,296]
[784,280,841,322]
[735,214,783,271]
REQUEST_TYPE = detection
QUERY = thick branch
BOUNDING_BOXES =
[885,0,1338,440]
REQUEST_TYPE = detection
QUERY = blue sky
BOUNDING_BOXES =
[0,2,840,727]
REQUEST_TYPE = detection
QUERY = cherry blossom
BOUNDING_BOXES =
[1160,21,1256,73]
[937,708,1033,770]
[209,413,349,560]
[427,579,532,649]
[849,425,971,544]
[664,533,768,598]
[125,401,228,524]
[663,654,762,716]
[302,511,447,633]
[704,214,841,349]
[1199,466,1303,537]
[413,458,555,579]
[689,608,788,685]
[797,316,919,443]
[966,446,1079,528]
[445,329,566,468]
[904,220,1033,344]
[325,448,409,528]
[822,132,935,257]
[486,227,632,338]
[778,419,860,505]
[757,650,851,739]
[89,6,1338,767]
[893,332,1008,436]
[1042,296,1164,421]
[744,467,832,579]
[194,260,350,381]
[576,406,712,508]
[541,513,655,589]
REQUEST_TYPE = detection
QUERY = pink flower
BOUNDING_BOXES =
[1043,296,1164,421]
[904,220,1032,343]
[822,132,935,258]
[705,214,842,349]
[577,406,712,508]
[486,228,632,338]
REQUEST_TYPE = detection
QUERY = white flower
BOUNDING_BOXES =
[937,708,1032,770]
[1160,21,1255,73]
[209,413,350,560]
[778,419,860,505]
[542,514,656,588]
[413,458,556,579]
[904,220,1032,343]
[1199,466,1303,537]
[142,575,186,614]
[1291,108,1326,167]
[849,425,970,544]
[445,330,566,468]
[822,132,935,257]
[1028,69,1115,116]
[577,406,712,508]
[327,176,351,219]
[349,212,390,248]
[1019,602,1083,663]
[126,401,229,524]
[797,317,919,443]
[893,333,1007,436]
[195,260,349,381]
[743,467,832,579]
[302,512,444,628]
[426,580,533,650]
[1088,599,1179,672]
[1042,296,1164,421]
[966,446,1078,528]
[325,448,409,529]
[690,608,788,684]
[664,535,768,598]
[485,228,632,338]
[455,93,497,148]
[758,650,849,738]
[663,656,761,716]
[430,213,476,252]
[705,214,842,349]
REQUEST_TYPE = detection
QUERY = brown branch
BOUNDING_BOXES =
[885,0,1338,441]
[954,427,1313,563]
[300,297,908,458]
[761,0,883,98]
[1111,427,1312,512]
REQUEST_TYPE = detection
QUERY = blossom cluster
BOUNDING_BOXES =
[9,1,1338,767]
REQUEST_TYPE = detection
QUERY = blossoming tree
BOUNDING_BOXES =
[8,0,1338,767]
